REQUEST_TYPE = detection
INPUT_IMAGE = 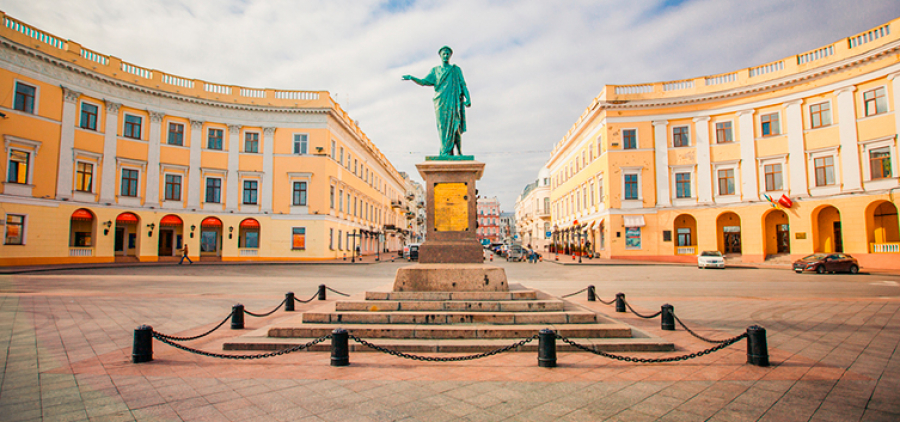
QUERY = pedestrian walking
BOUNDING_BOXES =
[178,243,193,265]
[526,244,535,264]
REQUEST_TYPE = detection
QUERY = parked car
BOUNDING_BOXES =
[506,245,526,262]
[403,243,420,260]
[407,244,419,261]
[697,251,725,269]
[793,253,859,274]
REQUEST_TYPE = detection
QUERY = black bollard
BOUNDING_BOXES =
[285,292,295,312]
[615,293,626,313]
[587,285,596,302]
[331,328,349,367]
[746,325,769,367]
[661,304,675,331]
[231,304,245,329]
[538,329,557,368]
[318,284,327,301]
[132,325,153,363]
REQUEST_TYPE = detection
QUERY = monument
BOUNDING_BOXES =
[395,46,506,292]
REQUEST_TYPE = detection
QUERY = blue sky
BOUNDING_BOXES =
[4,0,899,209]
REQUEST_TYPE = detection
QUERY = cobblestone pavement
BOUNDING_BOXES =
[1,261,899,421]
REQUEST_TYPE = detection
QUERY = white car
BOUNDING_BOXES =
[698,251,725,269]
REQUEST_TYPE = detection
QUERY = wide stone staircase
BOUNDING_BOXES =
[224,284,674,353]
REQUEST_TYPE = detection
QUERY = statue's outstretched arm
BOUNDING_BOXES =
[402,75,430,86]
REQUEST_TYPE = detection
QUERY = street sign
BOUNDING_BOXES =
[480,239,489,246]
[545,231,552,238]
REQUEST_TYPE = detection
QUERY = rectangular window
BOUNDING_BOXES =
[717,169,735,195]
[764,164,783,191]
[243,180,258,204]
[675,172,691,198]
[292,227,306,250]
[205,177,222,203]
[80,102,98,130]
[338,230,342,250]
[673,126,690,147]
[293,134,308,154]
[330,228,334,250]
[339,190,344,212]
[208,129,223,150]
[7,150,29,184]
[625,227,641,249]
[814,156,835,186]
[76,162,93,192]
[124,115,142,139]
[330,186,335,209]
[331,140,336,160]
[864,87,888,116]
[809,102,831,128]
[623,129,636,149]
[121,169,139,197]
[677,228,692,247]
[244,132,259,153]
[870,147,892,179]
[293,181,307,206]
[165,174,182,201]
[715,121,733,143]
[167,122,184,146]
[624,174,638,200]
[5,214,25,245]
[13,82,36,114]
[761,113,780,136]
[339,147,344,165]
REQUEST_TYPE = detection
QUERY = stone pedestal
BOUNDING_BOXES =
[392,159,508,292]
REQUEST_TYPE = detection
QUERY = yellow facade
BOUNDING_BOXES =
[0,12,413,265]
[548,18,900,270]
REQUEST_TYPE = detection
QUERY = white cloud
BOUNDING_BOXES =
[4,0,898,209]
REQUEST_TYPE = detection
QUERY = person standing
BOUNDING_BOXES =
[179,242,193,265]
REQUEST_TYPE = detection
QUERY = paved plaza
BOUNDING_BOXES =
[1,260,899,421]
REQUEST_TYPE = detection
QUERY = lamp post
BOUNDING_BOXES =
[351,229,358,263]
[578,223,583,264]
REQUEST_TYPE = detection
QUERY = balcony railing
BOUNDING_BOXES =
[239,248,259,257]
[675,246,696,256]
[871,243,900,253]
[69,247,94,257]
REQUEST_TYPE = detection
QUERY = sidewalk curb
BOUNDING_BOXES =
[0,258,399,275]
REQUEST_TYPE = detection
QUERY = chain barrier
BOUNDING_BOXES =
[152,332,331,359]
[561,288,588,298]
[244,298,287,318]
[673,314,735,344]
[294,292,321,304]
[596,297,616,305]
[623,300,663,319]
[326,287,350,297]
[556,332,747,363]
[349,334,538,362]
[152,311,234,342]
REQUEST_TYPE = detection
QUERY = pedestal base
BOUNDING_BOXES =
[418,241,483,264]
[393,263,508,292]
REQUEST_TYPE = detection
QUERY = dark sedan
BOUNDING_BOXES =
[793,253,860,274]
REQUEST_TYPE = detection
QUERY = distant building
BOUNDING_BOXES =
[514,166,552,251]
[499,212,516,244]
[476,197,501,244]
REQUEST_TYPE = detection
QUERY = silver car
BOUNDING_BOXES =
[506,245,526,262]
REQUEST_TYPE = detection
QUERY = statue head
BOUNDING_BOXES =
[438,46,453,57]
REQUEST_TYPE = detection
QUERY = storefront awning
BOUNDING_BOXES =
[201,217,222,228]
[70,209,93,221]
[239,219,260,229]
[623,215,645,227]
[159,215,183,226]
[116,213,139,223]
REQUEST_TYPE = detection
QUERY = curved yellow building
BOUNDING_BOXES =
[548,18,900,270]
[0,12,413,265]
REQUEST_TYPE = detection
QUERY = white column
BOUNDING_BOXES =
[145,110,164,206]
[226,124,241,210]
[835,87,862,192]
[890,74,900,151]
[652,120,670,207]
[784,99,808,197]
[261,127,276,213]
[56,87,80,200]
[99,101,121,204]
[737,109,758,201]
[693,116,712,204]
[187,120,203,208]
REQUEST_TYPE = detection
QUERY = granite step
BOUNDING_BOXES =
[302,311,597,325]
[267,323,632,339]
[364,290,537,301]
[335,299,566,313]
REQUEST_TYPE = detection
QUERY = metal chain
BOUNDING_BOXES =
[244,298,287,318]
[561,288,588,298]
[624,300,662,319]
[556,333,747,363]
[294,292,320,304]
[673,314,735,344]
[349,334,538,362]
[326,287,350,297]
[152,333,331,359]
[153,311,234,342]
